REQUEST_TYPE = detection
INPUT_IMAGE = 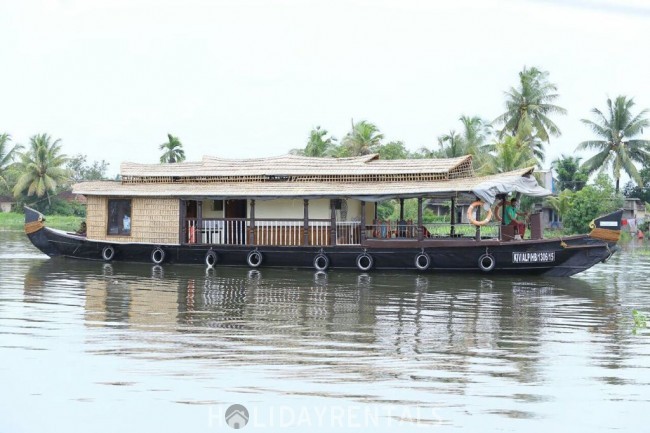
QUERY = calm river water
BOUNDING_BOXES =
[1,230,649,432]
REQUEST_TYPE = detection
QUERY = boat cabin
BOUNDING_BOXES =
[72,154,550,247]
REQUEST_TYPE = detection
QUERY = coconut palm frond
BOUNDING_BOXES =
[580,95,650,191]
[12,133,68,200]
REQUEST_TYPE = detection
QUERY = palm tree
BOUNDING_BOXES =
[546,189,573,220]
[0,133,22,187]
[341,120,384,156]
[436,130,463,158]
[300,126,337,157]
[479,136,538,175]
[458,115,490,154]
[577,95,650,192]
[493,66,567,161]
[418,115,491,162]
[13,133,68,204]
[414,145,438,159]
[159,134,186,163]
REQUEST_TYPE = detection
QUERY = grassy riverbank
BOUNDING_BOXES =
[0,212,83,232]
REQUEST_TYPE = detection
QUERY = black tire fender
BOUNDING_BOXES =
[247,250,263,268]
[356,253,374,272]
[151,247,166,265]
[101,245,115,261]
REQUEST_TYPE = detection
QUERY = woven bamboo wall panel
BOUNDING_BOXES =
[86,196,180,244]
[86,196,108,240]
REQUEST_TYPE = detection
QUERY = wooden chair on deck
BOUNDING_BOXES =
[397,219,407,238]
[500,224,516,242]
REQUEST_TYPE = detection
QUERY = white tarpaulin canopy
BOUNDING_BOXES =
[472,174,552,205]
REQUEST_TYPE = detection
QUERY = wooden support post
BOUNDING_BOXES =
[500,195,507,241]
[399,198,405,221]
[450,197,456,237]
[197,200,203,244]
[303,199,309,246]
[179,199,186,244]
[374,201,378,220]
[360,200,367,244]
[417,197,423,241]
[330,199,336,246]
[250,199,256,246]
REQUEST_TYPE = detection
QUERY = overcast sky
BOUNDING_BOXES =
[2,0,650,176]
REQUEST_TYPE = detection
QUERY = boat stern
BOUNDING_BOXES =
[588,209,624,244]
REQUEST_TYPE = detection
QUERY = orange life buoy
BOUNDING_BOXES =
[467,201,493,226]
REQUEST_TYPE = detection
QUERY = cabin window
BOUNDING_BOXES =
[213,200,224,211]
[107,199,132,236]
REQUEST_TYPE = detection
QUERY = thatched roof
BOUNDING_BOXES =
[119,154,475,181]
[74,166,539,201]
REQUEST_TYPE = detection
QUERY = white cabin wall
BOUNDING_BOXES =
[253,199,321,219]
[195,199,373,220]
[365,202,376,226]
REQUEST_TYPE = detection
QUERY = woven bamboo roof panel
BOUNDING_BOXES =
[74,167,535,200]
[120,154,475,183]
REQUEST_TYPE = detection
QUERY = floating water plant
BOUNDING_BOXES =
[632,310,648,334]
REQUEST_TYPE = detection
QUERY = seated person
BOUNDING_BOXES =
[504,198,527,239]
[76,221,87,236]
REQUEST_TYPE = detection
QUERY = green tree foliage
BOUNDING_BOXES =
[417,115,490,162]
[377,198,446,223]
[494,66,567,141]
[341,120,384,156]
[13,133,68,205]
[376,201,395,220]
[562,174,623,234]
[296,126,337,157]
[622,167,650,203]
[376,141,408,160]
[458,115,491,155]
[66,154,110,183]
[436,130,465,157]
[577,95,650,192]
[494,66,567,164]
[545,188,573,219]
[552,154,588,192]
[159,133,186,163]
[479,136,537,175]
[0,133,22,188]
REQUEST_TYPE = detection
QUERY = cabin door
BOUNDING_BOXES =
[225,200,247,218]
[225,200,247,244]
[183,200,199,244]
[185,200,198,218]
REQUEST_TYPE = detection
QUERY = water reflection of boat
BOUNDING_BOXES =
[24,260,626,388]
[24,261,608,332]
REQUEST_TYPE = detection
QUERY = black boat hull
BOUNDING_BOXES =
[24,207,622,277]
[26,228,616,277]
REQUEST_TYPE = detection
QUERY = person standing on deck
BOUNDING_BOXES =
[504,198,527,239]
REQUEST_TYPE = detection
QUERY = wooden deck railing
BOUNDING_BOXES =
[184,218,332,246]
[184,218,502,246]
[365,221,501,240]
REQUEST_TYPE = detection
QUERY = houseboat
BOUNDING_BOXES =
[24,154,622,276]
